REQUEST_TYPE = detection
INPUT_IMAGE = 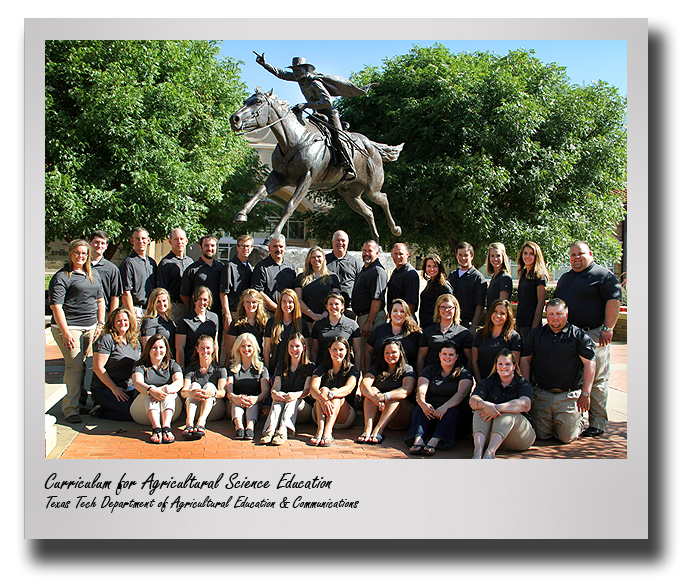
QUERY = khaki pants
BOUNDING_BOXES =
[51,325,95,419]
[586,327,611,432]
[472,410,536,451]
[357,310,386,348]
[530,386,583,444]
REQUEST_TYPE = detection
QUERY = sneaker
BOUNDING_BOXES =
[259,430,273,445]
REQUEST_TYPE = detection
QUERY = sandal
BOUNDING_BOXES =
[409,443,425,455]
[356,433,370,444]
[308,435,322,446]
[194,425,206,438]
[150,428,162,444]
[182,426,195,439]
[319,435,334,447]
[369,433,384,444]
[161,427,175,444]
[422,444,436,456]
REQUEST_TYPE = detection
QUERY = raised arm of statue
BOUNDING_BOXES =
[255,52,295,82]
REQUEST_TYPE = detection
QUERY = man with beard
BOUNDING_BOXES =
[520,298,596,444]
[352,240,388,341]
[180,235,225,324]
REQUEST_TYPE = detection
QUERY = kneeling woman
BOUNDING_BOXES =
[91,308,142,420]
[469,349,536,459]
[180,335,228,439]
[358,340,416,444]
[308,336,359,447]
[406,341,473,456]
[260,333,315,446]
[131,334,184,444]
[226,333,270,441]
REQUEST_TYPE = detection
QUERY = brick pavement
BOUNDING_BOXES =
[45,328,627,460]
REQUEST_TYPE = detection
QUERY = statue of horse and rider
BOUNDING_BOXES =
[230,54,403,244]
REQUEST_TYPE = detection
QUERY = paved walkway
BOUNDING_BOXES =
[45,329,627,460]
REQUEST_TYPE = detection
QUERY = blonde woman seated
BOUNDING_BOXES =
[469,349,536,459]
[226,332,270,441]
[358,339,416,444]
[180,334,228,439]
[260,333,315,446]
[131,334,184,444]
[308,336,359,447]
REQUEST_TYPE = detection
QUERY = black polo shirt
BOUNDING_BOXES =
[521,323,595,391]
[325,251,362,306]
[311,314,361,366]
[419,322,473,368]
[366,322,421,368]
[180,258,225,314]
[294,272,341,319]
[92,333,141,389]
[156,251,194,304]
[473,330,523,379]
[486,271,513,309]
[251,256,297,305]
[554,262,623,330]
[227,319,265,350]
[419,363,473,407]
[273,361,316,393]
[516,269,547,329]
[91,257,123,302]
[365,364,417,393]
[228,364,269,396]
[49,269,104,327]
[264,318,311,376]
[140,315,177,347]
[419,280,454,329]
[386,262,420,311]
[472,373,533,405]
[447,267,487,325]
[176,310,219,367]
[351,259,388,314]
[120,252,158,308]
[220,256,253,314]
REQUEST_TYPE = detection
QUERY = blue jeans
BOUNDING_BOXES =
[91,385,136,421]
[405,404,460,448]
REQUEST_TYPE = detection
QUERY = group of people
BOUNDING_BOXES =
[49,226,622,457]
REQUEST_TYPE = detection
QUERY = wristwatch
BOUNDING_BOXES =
[328,391,335,400]
[601,325,613,332]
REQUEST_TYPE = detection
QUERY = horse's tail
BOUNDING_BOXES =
[371,141,404,163]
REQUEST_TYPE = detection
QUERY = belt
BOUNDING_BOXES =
[545,387,574,394]
[582,325,602,331]
[355,310,370,318]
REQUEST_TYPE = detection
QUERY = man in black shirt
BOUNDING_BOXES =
[89,230,122,314]
[156,228,193,321]
[325,230,362,318]
[521,298,596,444]
[251,233,297,314]
[447,241,486,334]
[180,235,225,318]
[555,241,622,437]
[220,234,254,333]
[386,243,420,316]
[120,227,157,320]
[352,240,388,340]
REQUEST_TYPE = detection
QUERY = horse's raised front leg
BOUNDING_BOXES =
[365,190,401,237]
[235,171,286,223]
[270,171,314,237]
[338,184,380,244]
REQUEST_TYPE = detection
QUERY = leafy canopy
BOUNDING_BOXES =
[45,40,265,254]
[303,44,626,269]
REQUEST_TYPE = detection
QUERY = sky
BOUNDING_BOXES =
[219,39,627,105]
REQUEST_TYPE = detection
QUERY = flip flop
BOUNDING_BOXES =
[409,443,425,455]
[308,435,321,446]
[182,426,195,439]
[150,428,162,444]
[422,445,436,456]
[319,436,334,447]
[356,433,370,444]
[194,425,206,437]
[161,427,175,444]
[369,433,384,444]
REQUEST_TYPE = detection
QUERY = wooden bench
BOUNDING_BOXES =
[45,383,67,457]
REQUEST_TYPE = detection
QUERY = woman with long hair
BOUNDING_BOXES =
[225,288,267,365]
[308,336,359,447]
[226,332,270,441]
[471,299,522,383]
[175,285,218,369]
[140,287,176,348]
[469,349,536,459]
[365,298,421,371]
[264,288,310,376]
[49,239,106,423]
[180,334,228,439]
[131,334,183,444]
[294,246,340,323]
[260,333,315,446]
[91,308,141,421]
[419,253,453,329]
[416,294,472,374]
[406,341,473,456]
[358,339,416,444]
[485,242,513,310]
[515,241,550,342]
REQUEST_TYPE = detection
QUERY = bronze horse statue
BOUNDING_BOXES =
[230,87,403,243]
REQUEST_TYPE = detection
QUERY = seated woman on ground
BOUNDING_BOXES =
[364,298,421,371]
[260,332,315,446]
[226,332,270,441]
[358,339,416,445]
[131,334,184,444]
[91,308,142,421]
[469,348,535,459]
[140,288,176,348]
[225,288,267,365]
[264,288,310,377]
[308,336,359,447]
[180,334,228,440]
[471,298,522,383]
[406,341,473,456]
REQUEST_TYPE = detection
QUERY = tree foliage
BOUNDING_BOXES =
[45,40,266,255]
[304,44,627,269]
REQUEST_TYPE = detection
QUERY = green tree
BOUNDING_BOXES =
[45,40,265,257]
[304,44,626,270]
